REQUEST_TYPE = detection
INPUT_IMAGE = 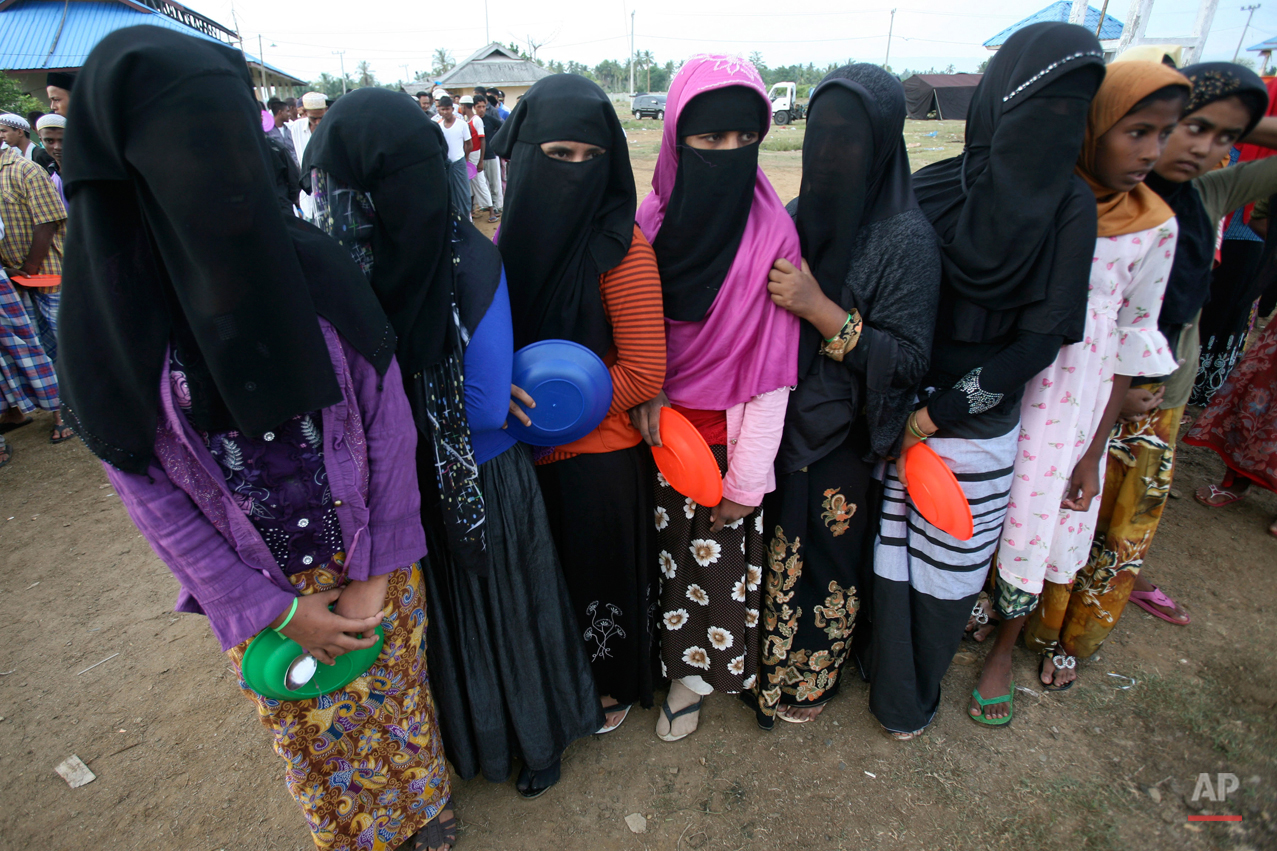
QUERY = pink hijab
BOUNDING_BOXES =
[637,55,800,411]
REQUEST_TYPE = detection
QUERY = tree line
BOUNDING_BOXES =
[302,44,989,100]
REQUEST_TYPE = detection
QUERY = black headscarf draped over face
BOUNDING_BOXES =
[489,74,635,356]
[303,87,496,370]
[795,65,917,375]
[654,85,768,322]
[1146,62,1269,330]
[57,26,394,474]
[913,22,1105,343]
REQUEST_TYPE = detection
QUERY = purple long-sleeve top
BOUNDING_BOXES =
[105,318,427,651]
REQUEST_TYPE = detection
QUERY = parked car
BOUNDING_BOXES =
[632,93,667,120]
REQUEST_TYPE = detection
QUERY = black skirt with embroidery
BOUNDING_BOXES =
[749,424,874,729]
[536,443,660,710]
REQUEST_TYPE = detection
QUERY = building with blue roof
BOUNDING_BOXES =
[0,0,305,103]
[1247,35,1277,74]
[984,1,1124,49]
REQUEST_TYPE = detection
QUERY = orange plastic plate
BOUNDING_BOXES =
[904,441,974,541]
[651,407,723,508]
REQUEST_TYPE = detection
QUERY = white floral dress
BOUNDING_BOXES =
[995,222,1181,596]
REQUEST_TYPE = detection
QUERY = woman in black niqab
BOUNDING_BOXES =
[867,23,1106,741]
[914,21,1105,342]
[57,25,393,474]
[753,64,940,729]
[489,73,635,356]
[308,85,604,797]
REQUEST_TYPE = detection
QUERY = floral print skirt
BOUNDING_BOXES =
[228,559,450,851]
[656,444,765,694]
[751,428,872,729]
[1025,402,1185,660]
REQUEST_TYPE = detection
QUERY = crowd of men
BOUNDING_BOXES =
[260,84,511,225]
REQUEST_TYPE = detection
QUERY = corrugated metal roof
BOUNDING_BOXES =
[984,2,1123,48]
[1248,36,1277,51]
[438,43,553,87]
[0,0,303,82]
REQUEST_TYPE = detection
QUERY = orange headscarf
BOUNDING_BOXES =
[1076,61,1189,237]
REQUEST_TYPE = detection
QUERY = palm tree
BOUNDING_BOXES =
[638,50,656,92]
[432,48,455,77]
[356,60,375,88]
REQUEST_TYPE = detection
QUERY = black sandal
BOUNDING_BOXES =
[657,695,704,742]
[50,424,75,444]
[1039,649,1077,692]
[408,801,457,850]
[0,416,31,434]
[516,757,561,799]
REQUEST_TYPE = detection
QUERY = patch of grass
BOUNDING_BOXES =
[1125,672,1277,760]
[761,131,805,152]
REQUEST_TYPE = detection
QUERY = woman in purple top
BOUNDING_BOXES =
[307,87,602,801]
[56,28,455,851]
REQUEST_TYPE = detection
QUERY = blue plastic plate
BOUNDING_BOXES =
[506,340,614,447]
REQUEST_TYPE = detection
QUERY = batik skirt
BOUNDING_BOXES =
[750,427,873,729]
[426,442,603,781]
[868,427,1017,734]
[656,444,766,694]
[1025,400,1185,659]
[228,559,450,851]
[537,443,659,709]
[1185,318,1277,492]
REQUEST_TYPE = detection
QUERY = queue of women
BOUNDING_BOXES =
[47,20,1277,851]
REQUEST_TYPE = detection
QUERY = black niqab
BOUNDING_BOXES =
[489,74,634,356]
[913,22,1105,343]
[304,87,489,371]
[1149,62,1269,329]
[795,66,916,374]
[57,26,394,474]
[653,86,767,322]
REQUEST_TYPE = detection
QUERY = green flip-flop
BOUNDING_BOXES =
[969,684,1014,728]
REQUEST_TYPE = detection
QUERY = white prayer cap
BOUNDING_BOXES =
[301,92,328,110]
[458,95,473,105]
[0,113,31,132]
[36,113,66,131]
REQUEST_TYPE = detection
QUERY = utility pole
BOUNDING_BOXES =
[257,34,268,98]
[630,10,636,95]
[333,50,347,94]
[485,0,490,44]
[401,64,410,83]
[884,8,896,69]
[1235,4,1260,61]
[1094,0,1112,36]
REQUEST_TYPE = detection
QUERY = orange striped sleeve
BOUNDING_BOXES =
[599,225,667,414]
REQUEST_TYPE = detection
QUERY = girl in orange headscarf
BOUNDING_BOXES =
[971,61,1191,726]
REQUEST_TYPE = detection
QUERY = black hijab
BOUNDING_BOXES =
[795,65,917,374]
[57,26,393,474]
[303,87,496,371]
[913,22,1105,343]
[779,65,940,471]
[654,85,769,322]
[489,74,634,356]
[1147,62,1269,330]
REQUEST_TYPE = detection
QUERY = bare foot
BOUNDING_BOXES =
[1040,654,1077,689]
[970,647,1013,721]
[1269,516,1277,538]
[776,704,825,723]
[0,438,10,467]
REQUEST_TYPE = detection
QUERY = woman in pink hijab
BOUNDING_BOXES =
[630,55,801,742]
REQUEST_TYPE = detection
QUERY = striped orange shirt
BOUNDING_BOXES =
[539,225,666,462]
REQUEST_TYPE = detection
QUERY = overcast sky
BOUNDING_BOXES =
[192,0,1277,84]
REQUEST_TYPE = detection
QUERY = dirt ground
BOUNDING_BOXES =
[1,123,1275,851]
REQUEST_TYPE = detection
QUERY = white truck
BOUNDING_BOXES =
[767,82,807,125]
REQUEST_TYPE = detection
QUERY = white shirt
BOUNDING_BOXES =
[434,115,469,163]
